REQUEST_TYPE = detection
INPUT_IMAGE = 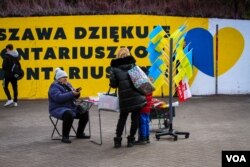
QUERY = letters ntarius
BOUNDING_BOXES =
[11,46,148,60]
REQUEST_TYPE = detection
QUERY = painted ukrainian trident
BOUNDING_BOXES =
[147,25,193,102]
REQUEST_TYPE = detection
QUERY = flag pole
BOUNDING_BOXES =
[169,38,173,129]
[215,24,219,95]
[155,38,190,141]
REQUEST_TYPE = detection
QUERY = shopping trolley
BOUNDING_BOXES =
[150,98,176,130]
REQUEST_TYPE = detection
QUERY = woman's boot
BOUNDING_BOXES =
[113,137,122,148]
[127,136,135,147]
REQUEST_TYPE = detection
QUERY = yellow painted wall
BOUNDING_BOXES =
[0,15,208,99]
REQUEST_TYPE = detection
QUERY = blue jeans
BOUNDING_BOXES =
[139,113,150,139]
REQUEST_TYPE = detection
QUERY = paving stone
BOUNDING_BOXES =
[0,95,250,167]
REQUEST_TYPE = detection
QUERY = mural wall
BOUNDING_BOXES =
[189,19,249,95]
[0,15,249,100]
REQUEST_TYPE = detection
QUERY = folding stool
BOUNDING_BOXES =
[49,100,94,140]
[49,115,78,140]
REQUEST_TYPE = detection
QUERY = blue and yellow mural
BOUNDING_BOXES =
[186,27,244,77]
[0,15,249,99]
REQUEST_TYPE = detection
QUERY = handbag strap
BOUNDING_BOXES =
[107,87,117,95]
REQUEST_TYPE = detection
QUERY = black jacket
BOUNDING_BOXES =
[109,56,146,112]
[2,51,21,79]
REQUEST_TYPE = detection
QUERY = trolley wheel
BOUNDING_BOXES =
[185,134,189,139]
[174,136,178,141]
[156,136,160,141]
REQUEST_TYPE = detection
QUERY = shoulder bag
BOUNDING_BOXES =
[98,87,119,112]
[128,65,155,95]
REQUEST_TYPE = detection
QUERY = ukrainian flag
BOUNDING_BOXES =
[149,25,167,44]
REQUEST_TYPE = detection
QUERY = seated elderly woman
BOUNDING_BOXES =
[48,67,90,144]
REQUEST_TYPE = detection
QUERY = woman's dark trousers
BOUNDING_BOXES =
[62,111,89,137]
[3,77,18,102]
[116,110,140,138]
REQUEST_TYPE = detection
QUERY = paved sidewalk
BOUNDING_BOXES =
[0,95,250,167]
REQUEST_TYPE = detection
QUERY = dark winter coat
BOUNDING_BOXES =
[109,56,146,112]
[2,50,21,79]
[48,81,80,119]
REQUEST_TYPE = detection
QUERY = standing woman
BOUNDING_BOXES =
[109,47,146,148]
[2,44,21,107]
